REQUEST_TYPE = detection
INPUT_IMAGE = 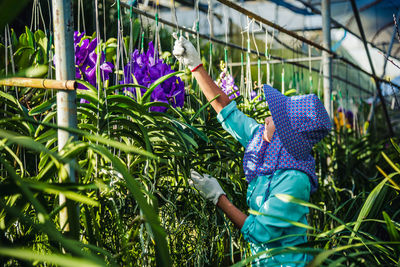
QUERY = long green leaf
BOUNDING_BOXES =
[0,247,103,267]
[141,71,183,103]
[89,144,171,266]
[29,96,56,115]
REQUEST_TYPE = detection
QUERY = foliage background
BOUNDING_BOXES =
[1,1,400,266]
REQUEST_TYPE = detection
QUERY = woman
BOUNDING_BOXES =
[173,34,331,266]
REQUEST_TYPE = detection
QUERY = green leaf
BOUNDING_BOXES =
[29,96,56,115]
[0,247,104,267]
[391,139,400,155]
[382,151,400,174]
[190,94,220,123]
[107,83,147,93]
[142,71,184,103]
[25,26,35,48]
[89,144,171,266]
[382,211,400,242]
[27,182,99,207]
[349,172,390,244]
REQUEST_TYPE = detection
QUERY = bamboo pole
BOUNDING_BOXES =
[0,77,77,90]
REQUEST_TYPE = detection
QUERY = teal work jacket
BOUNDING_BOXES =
[217,101,312,267]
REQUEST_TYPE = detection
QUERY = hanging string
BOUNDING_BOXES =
[4,26,9,113]
[128,2,134,56]
[223,4,229,67]
[269,28,275,87]
[5,25,17,99]
[240,20,245,96]
[30,0,37,31]
[317,57,323,99]
[265,26,270,86]
[78,0,81,32]
[44,0,55,105]
[154,0,160,62]
[187,0,201,111]
[103,0,107,40]
[294,45,299,94]
[207,0,214,76]
[388,78,400,109]
[244,17,253,100]
[251,20,262,97]
[115,0,127,87]
[308,45,313,94]
[194,0,201,54]
[170,0,179,33]
[30,0,47,34]
[38,1,47,34]
[281,61,285,94]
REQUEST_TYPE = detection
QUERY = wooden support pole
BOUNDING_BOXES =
[0,77,77,90]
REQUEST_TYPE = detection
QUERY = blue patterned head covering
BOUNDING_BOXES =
[243,85,331,193]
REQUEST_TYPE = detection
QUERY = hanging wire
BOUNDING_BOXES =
[128,1,134,56]
[242,17,253,100]
[170,0,179,33]
[114,0,126,87]
[308,45,313,94]
[193,0,201,107]
[388,78,400,109]
[281,61,285,94]
[30,0,37,31]
[154,0,160,62]
[317,57,323,99]
[5,25,17,99]
[223,4,229,67]
[77,0,81,32]
[239,18,245,97]
[269,28,275,87]
[4,26,9,113]
[265,26,270,86]
[103,0,107,40]
[251,20,263,97]
[207,0,214,76]
[30,0,47,35]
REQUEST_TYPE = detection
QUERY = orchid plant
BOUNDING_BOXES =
[74,31,114,89]
[215,61,240,100]
[121,42,185,112]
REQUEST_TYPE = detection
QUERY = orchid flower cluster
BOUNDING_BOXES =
[74,32,114,89]
[121,42,185,112]
[215,61,240,100]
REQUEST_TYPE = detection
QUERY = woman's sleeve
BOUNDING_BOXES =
[217,101,261,147]
[240,171,311,245]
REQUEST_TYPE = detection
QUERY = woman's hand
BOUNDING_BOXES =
[189,170,247,229]
[189,170,226,205]
[172,33,202,72]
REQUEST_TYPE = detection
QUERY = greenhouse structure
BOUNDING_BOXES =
[1,0,400,266]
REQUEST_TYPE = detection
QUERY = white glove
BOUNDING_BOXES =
[189,170,225,205]
[172,33,202,71]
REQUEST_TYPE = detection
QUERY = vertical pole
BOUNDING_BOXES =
[350,0,394,137]
[322,0,332,118]
[52,0,79,239]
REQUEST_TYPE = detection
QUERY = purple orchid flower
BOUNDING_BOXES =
[215,68,240,100]
[74,32,114,97]
[121,42,185,112]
